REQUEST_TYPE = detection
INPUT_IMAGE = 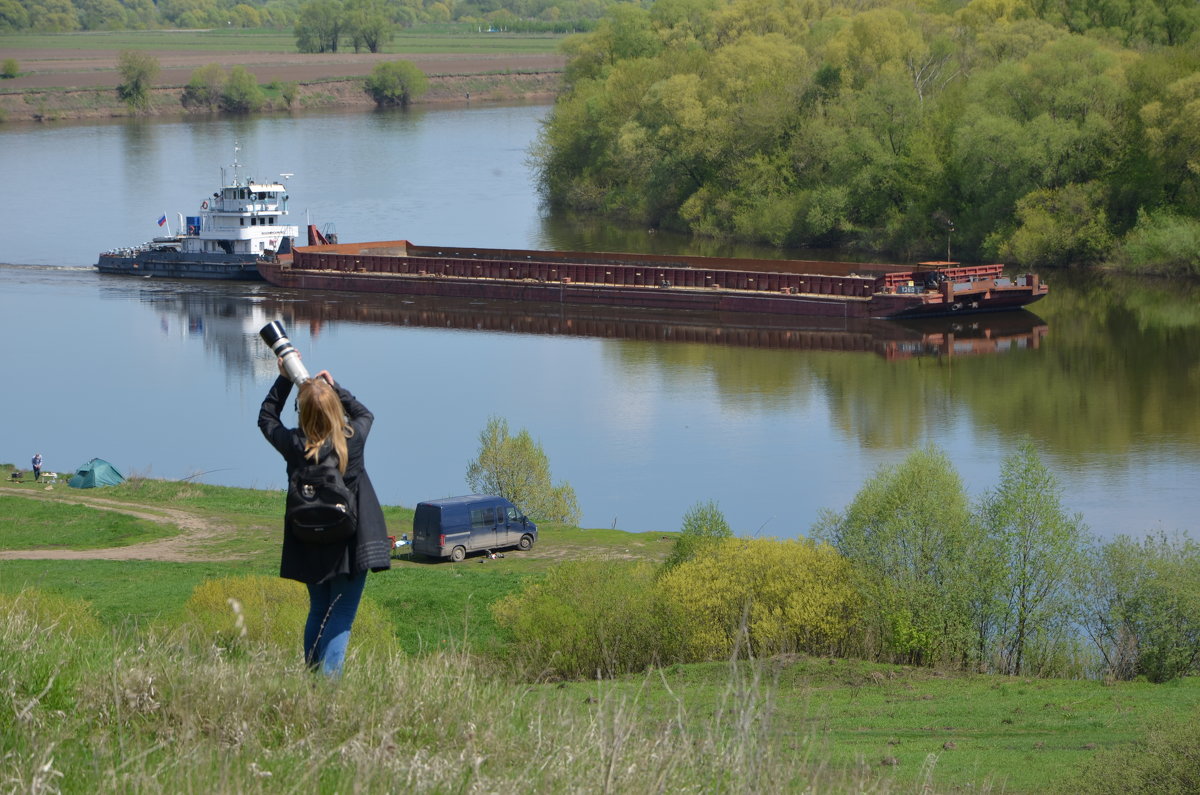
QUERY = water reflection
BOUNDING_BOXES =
[118,277,1050,386]
[257,291,1048,360]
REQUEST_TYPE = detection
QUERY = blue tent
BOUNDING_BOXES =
[68,458,124,489]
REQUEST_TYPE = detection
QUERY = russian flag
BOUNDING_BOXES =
[157,215,167,227]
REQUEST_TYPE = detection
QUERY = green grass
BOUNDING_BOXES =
[0,495,175,549]
[3,470,1199,792]
[0,27,564,55]
[0,558,255,624]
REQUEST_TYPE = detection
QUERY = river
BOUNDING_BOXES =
[1,105,1197,539]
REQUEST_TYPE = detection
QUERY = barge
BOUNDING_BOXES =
[260,235,1047,320]
[97,152,299,281]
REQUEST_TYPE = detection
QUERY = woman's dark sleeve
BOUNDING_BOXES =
[335,383,374,438]
[258,375,296,456]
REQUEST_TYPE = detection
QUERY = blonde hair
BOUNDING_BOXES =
[297,379,352,474]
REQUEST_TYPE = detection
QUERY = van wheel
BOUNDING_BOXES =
[450,546,466,563]
[518,534,534,551]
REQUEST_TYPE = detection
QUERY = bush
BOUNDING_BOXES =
[1063,705,1200,794]
[662,499,732,570]
[181,63,226,110]
[182,575,395,660]
[280,81,299,108]
[1,58,18,79]
[364,60,428,107]
[491,560,681,679]
[116,50,159,111]
[659,538,861,660]
[1083,534,1200,682]
[999,182,1114,267]
[1109,209,1200,277]
[221,65,265,113]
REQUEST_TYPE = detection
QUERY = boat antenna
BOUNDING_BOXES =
[230,141,243,186]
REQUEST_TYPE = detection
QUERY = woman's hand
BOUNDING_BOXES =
[314,369,335,386]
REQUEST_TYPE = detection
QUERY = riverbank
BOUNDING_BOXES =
[0,47,564,122]
[2,470,1199,793]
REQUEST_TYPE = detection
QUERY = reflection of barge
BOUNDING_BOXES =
[264,292,1048,359]
[260,232,1048,320]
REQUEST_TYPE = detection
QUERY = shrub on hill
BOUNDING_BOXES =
[659,537,861,660]
[365,60,429,108]
[491,560,681,679]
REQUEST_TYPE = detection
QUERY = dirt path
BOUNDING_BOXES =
[0,489,243,563]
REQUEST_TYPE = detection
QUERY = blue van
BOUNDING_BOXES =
[411,495,537,562]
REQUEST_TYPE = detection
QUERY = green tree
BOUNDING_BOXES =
[1139,73,1200,214]
[220,66,264,113]
[0,0,29,30]
[465,416,580,525]
[813,447,986,667]
[344,0,392,52]
[663,499,732,570]
[1,58,18,78]
[116,50,159,112]
[295,0,343,53]
[978,442,1088,675]
[181,63,226,110]
[1083,533,1200,682]
[998,181,1114,266]
[364,60,428,107]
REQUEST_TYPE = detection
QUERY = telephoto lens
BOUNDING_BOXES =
[259,321,311,385]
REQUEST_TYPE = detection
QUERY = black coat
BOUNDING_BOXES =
[258,376,391,584]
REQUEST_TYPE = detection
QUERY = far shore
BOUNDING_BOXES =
[0,48,565,122]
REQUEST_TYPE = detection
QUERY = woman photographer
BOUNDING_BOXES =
[258,364,391,677]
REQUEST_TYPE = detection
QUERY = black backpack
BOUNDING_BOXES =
[286,454,357,544]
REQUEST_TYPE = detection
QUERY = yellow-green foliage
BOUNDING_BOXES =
[492,560,681,679]
[182,575,395,659]
[0,587,103,639]
[659,538,861,660]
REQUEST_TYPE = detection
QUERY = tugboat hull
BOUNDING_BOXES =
[96,250,265,280]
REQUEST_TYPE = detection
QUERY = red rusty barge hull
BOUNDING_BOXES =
[261,239,1048,320]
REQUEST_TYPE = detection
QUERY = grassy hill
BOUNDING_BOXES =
[1,468,1196,792]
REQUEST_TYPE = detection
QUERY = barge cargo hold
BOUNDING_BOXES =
[259,237,1048,320]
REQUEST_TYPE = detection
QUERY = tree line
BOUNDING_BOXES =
[493,443,1200,683]
[0,0,609,35]
[115,50,429,110]
[535,0,1200,273]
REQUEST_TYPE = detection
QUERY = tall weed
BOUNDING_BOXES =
[0,595,895,793]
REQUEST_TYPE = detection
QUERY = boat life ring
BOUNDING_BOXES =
[201,200,209,210]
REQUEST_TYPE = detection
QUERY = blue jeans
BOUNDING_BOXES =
[304,571,367,677]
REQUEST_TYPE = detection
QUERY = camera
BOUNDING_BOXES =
[259,321,311,385]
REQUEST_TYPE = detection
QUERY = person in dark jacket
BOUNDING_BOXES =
[258,365,391,677]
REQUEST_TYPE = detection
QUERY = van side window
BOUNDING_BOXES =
[470,507,496,527]
[506,507,518,520]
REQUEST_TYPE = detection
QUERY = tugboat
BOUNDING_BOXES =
[96,151,299,281]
